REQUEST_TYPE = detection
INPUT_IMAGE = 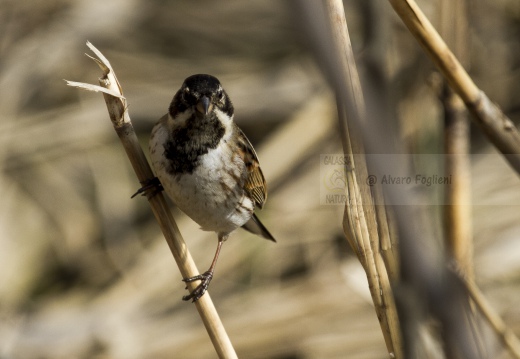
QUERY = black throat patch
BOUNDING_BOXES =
[164,112,226,174]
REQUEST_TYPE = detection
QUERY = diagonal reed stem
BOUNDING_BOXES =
[387,0,520,175]
[324,1,403,357]
[67,42,237,359]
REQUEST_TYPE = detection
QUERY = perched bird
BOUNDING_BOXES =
[149,74,276,302]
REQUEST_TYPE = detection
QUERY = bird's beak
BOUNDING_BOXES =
[196,96,212,115]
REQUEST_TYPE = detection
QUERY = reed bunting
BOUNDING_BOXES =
[148,74,275,302]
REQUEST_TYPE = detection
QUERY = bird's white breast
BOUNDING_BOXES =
[149,114,254,236]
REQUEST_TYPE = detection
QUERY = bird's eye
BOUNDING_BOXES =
[216,89,224,102]
[182,87,196,103]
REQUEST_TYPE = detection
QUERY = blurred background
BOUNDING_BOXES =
[1,0,520,358]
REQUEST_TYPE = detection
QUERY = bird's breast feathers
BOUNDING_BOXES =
[150,116,252,233]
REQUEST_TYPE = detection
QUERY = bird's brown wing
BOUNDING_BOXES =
[235,126,267,209]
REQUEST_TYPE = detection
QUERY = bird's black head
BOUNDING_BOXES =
[169,74,234,119]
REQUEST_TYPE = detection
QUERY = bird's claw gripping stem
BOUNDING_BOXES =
[131,177,163,199]
[182,270,214,302]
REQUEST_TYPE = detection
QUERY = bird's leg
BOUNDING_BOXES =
[131,177,163,199]
[182,236,226,302]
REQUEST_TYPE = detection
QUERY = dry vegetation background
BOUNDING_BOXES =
[1,0,520,358]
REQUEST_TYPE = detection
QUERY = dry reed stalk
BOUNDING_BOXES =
[443,92,473,275]
[66,42,237,359]
[374,187,399,282]
[464,276,520,358]
[324,0,403,357]
[299,1,486,356]
[439,0,474,280]
[387,0,520,175]
[436,3,520,356]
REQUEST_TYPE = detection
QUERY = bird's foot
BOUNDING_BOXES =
[131,177,163,199]
[182,270,214,302]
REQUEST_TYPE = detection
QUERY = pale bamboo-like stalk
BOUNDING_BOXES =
[443,93,473,275]
[299,1,484,356]
[66,42,237,359]
[325,1,402,357]
[387,0,520,175]
[464,277,520,358]
[439,0,474,280]
[374,186,399,282]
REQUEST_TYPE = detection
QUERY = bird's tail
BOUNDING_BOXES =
[242,214,276,242]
